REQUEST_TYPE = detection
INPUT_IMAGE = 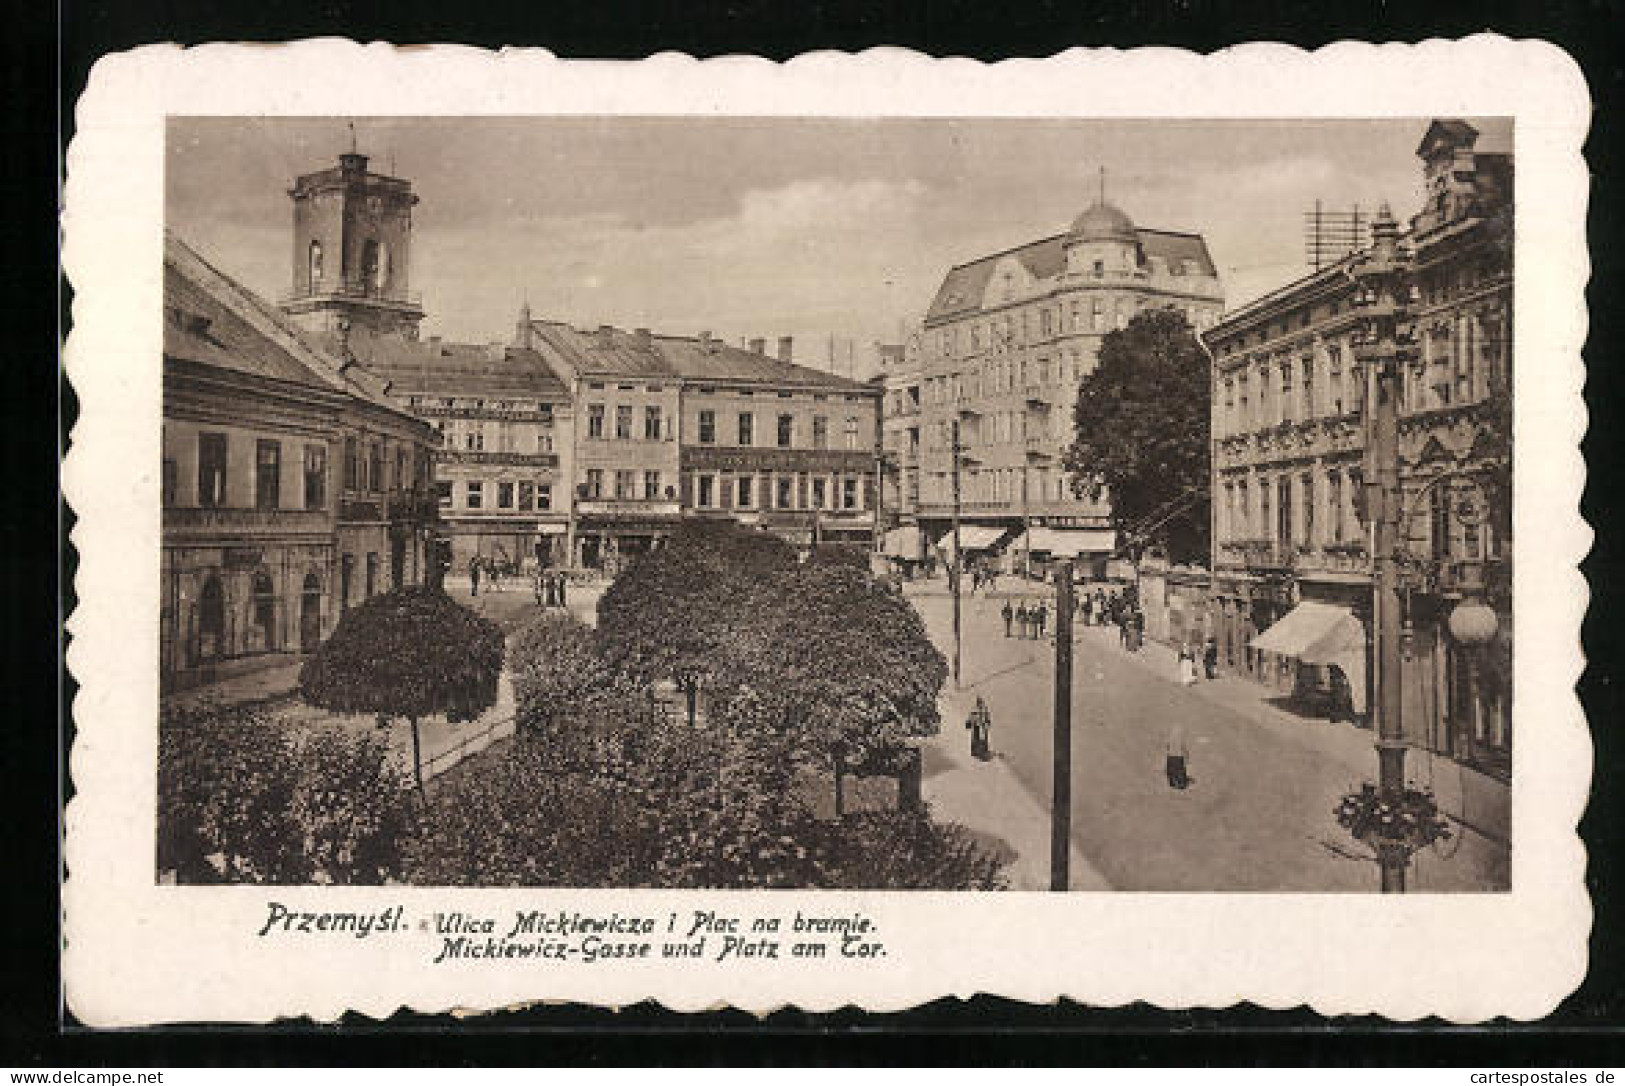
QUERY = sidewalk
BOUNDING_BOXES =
[923,671,1110,891]
[163,654,304,713]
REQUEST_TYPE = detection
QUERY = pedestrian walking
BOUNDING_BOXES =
[1203,636,1219,680]
[1177,647,1199,687]
[1165,723,1191,790]
[1035,601,1048,640]
[469,556,481,597]
[1015,601,1029,639]
[966,696,993,761]
[1001,600,1014,638]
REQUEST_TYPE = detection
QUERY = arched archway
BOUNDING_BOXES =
[300,572,323,652]
[251,571,276,653]
[199,576,225,660]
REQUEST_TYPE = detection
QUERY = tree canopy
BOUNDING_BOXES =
[713,563,947,772]
[595,519,797,722]
[1063,307,1211,564]
[299,586,505,789]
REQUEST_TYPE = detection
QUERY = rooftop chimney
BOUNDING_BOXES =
[635,327,652,349]
[777,336,793,363]
[428,335,443,355]
[515,302,533,349]
[749,337,766,355]
[597,324,615,349]
[487,341,506,362]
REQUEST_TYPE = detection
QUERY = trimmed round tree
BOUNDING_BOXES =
[714,563,948,813]
[597,518,797,725]
[299,586,505,793]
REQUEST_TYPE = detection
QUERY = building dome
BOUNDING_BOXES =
[1070,200,1137,243]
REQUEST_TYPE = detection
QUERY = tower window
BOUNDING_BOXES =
[308,240,324,287]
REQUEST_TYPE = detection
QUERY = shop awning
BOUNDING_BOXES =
[1250,601,1360,659]
[1010,527,1118,557]
[883,525,925,558]
[534,523,568,535]
[1250,601,1367,715]
[934,525,1007,552]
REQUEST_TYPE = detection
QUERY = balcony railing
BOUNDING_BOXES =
[1024,386,1052,409]
[447,450,560,469]
[281,276,422,308]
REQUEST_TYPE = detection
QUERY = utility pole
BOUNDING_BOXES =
[950,417,964,688]
[1352,203,1413,893]
[1051,556,1075,890]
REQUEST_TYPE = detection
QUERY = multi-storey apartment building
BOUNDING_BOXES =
[1206,118,1512,832]
[518,319,685,570]
[665,333,881,549]
[877,334,925,562]
[162,233,439,692]
[342,327,574,571]
[915,193,1224,569]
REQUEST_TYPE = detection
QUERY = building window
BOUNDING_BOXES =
[465,481,483,510]
[738,412,754,446]
[366,553,378,598]
[614,470,635,499]
[536,483,552,511]
[777,476,794,509]
[587,404,605,440]
[395,447,406,492]
[813,415,828,449]
[1328,471,1343,543]
[303,444,326,509]
[777,413,794,448]
[644,406,662,440]
[615,405,633,440]
[1328,347,1344,414]
[644,470,661,501]
[161,458,177,507]
[737,476,755,508]
[518,481,534,510]
[435,480,452,509]
[369,442,384,492]
[1093,260,1104,278]
[198,432,228,508]
[842,477,859,510]
[585,469,603,499]
[1302,472,1315,545]
[811,477,827,509]
[254,440,281,510]
[308,240,323,286]
[697,475,715,508]
[340,554,354,611]
[698,409,716,444]
[498,481,515,509]
[844,416,859,450]
[1302,358,1315,418]
[1279,363,1294,424]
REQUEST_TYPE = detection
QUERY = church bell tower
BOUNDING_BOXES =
[281,147,425,340]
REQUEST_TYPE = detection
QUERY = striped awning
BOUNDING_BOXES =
[935,525,1007,552]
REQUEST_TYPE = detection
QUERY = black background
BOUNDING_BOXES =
[25,0,1625,1065]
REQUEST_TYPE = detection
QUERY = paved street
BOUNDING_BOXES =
[908,577,1510,892]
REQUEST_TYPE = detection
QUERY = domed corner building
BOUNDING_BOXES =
[886,190,1223,579]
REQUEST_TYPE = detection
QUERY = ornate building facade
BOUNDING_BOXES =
[913,192,1224,568]
[1206,118,1512,840]
[162,233,439,692]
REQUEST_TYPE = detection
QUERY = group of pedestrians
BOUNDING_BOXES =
[1000,599,1051,639]
[467,555,510,597]
[533,568,570,609]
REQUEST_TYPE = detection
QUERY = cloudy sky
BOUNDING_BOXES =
[166,116,1441,377]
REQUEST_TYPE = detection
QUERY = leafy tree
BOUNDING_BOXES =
[299,586,504,793]
[713,563,947,812]
[1063,307,1211,564]
[510,612,611,741]
[158,704,415,884]
[815,809,1008,890]
[596,519,796,725]
[402,690,1004,889]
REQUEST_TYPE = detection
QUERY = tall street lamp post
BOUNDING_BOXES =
[950,416,964,688]
[1350,204,1419,892]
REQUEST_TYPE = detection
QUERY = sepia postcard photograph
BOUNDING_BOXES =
[62,39,1591,1025]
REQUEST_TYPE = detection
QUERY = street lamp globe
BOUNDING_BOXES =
[1448,598,1498,647]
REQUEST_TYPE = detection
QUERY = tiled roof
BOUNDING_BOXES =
[338,329,570,401]
[654,335,874,393]
[163,231,401,414]
[527,321,677,380]
[924,228,1218,325]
